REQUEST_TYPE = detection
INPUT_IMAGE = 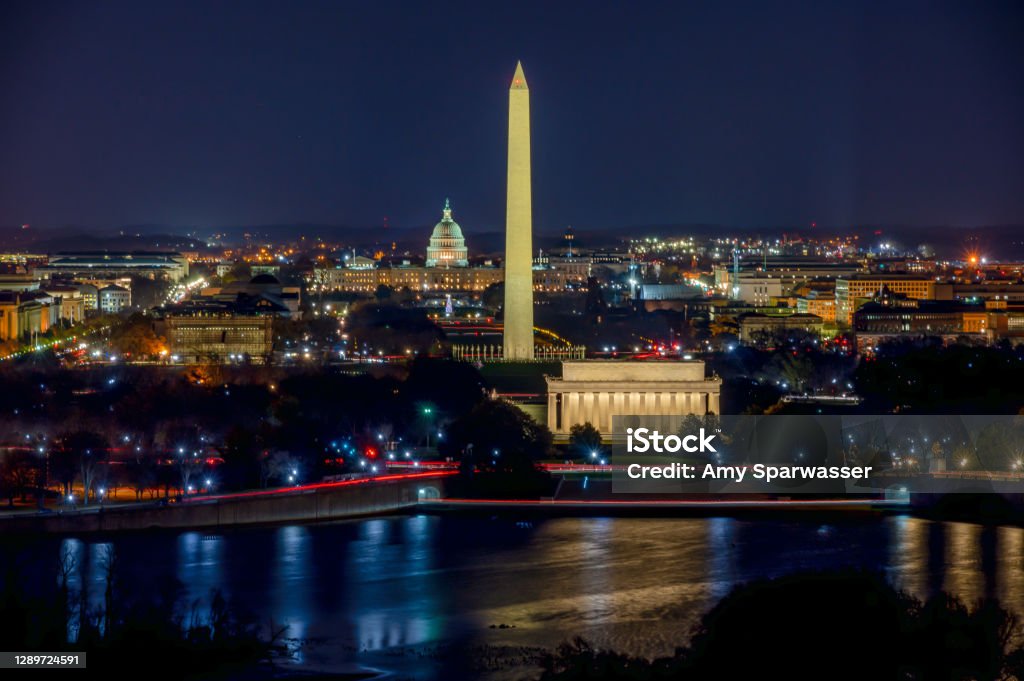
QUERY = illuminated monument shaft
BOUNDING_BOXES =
[503,61,534,360]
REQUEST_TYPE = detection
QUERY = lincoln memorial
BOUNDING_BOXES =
[545,360,722,438]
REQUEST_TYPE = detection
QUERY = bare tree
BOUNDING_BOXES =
[260,450,299,488]
[58,431,108,506]
[0,450,36,506]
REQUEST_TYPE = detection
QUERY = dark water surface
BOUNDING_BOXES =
[4,514,1024,679]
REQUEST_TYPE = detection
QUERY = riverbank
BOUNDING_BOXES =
[419,496,908,517]
[8,473,1024,534]
[0,472,453,533]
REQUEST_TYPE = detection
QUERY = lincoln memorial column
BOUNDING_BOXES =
[548,392,557,432]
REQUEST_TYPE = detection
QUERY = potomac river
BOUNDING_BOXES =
[3,514,1024,679]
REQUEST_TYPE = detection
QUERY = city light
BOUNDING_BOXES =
[0,28,1021,678]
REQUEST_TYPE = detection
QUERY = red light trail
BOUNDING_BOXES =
[182,470,456,503]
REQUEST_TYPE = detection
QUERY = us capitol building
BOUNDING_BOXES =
[425,199,469,267]
[311,199,600,293]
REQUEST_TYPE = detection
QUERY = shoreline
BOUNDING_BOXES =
[5,491,1024,534]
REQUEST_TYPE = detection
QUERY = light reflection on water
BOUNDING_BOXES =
[12,515,1024,678]
[273,525,310,652]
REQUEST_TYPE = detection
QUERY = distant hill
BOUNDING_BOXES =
[1,222,1021,261]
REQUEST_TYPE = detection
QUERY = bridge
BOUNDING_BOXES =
[1,471,454,534]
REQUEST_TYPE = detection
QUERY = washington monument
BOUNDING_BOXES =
[503,60,534,360]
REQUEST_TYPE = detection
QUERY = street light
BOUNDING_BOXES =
[421,405,436,448]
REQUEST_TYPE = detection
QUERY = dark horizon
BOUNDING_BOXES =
[6,222,1024,263]
[1,0,1023,234]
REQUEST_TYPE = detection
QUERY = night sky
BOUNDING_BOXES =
[1,0,1022,234]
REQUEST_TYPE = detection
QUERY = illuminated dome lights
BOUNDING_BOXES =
[426,198,469,267]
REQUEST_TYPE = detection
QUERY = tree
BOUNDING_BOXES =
[568,422,603,460]
[482,282,504,311]
[440,399,554,474]
[975,421,1024,471]
[260,450,300,488]
[764,350,814,393]
[126,451,158,500]
[220,426,264,490]
[58,430,108,505]
[540,572,1024,681]
[404,358,486,417]
[584,277,607,320]
[128,275,169,309]
[108,314,165,358]
[0,450,37,506]
[345,303,442,356]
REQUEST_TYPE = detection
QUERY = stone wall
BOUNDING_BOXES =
[3,475,449,534]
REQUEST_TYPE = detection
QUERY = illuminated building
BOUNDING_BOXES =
[637,284,702,301]
[250,264,281,277]
[0,291,54,341]
[312,264,504,293]
[77,284,99,311]
[738,312,824,344]
[36,251,189,282]
[0,253,48,268]
[940,282,1024,303]
[545,361,721,438]
[713,258,862,303]
[311,263,591,294]
[156,296,287,363]
[199,275,300,318]
[734,275,784,306]
[39,285,87,323]
[795,293,836,323]
[853,298,983,334]
[534,253,593,287]
[835,276,938,325]
[0,275,41,292]
[162,315,275,364]
[425,199,469,267]
[99,284,131,313]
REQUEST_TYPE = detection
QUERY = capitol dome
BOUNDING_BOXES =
[425,198,469,267]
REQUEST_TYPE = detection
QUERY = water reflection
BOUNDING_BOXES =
[578,516,613,623]
[345,516,447,651]
[273,525,311,652]
[997,526,1024,608]
[58,537,83,642]
[706,517,737,601]
[11,514,1024,677]
[176,532,224,600]
[888,514,928,596]
[944,522,984,604]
